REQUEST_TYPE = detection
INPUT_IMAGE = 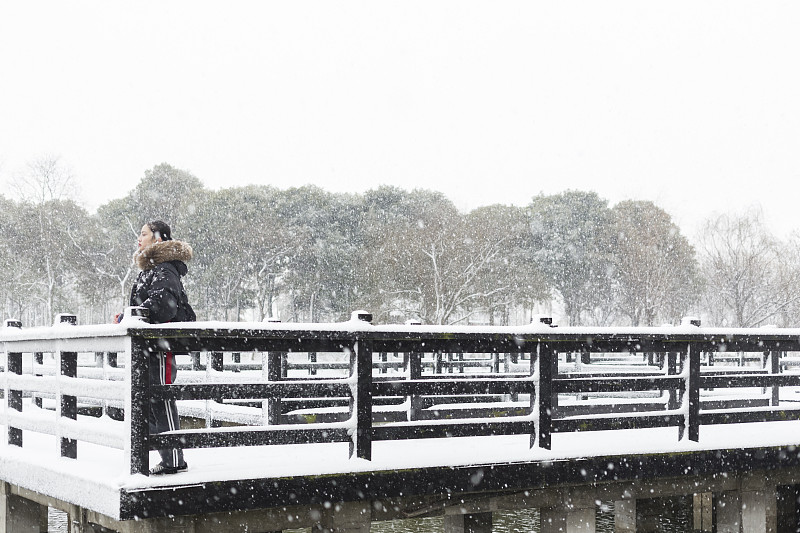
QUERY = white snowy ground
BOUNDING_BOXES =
[1,415,800,520]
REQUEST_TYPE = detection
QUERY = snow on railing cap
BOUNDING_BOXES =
[3,318,22,328]
[54,313,77,326]
[350,310,373,323]
[681,316,701,327]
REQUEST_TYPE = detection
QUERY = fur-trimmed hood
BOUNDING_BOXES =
[134,240,193,271]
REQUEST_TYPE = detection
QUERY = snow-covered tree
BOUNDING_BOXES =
[528,190,614,326]
[611,200,700,326]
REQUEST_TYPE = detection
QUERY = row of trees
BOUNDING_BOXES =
[2,160,800,328]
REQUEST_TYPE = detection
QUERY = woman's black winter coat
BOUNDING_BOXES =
[129,240,196,324]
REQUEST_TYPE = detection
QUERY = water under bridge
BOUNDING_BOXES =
[2,312,800,532]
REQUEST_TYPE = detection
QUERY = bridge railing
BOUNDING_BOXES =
[4,315,800,476]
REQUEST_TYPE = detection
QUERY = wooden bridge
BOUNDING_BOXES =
[3,312,800,532]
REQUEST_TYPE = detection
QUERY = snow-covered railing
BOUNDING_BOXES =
[1,316,130,459]
[4,314,800,476]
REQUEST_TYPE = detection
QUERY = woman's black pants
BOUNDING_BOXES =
[149,352,185,468]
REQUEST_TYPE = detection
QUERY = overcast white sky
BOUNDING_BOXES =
[1,2,799,239]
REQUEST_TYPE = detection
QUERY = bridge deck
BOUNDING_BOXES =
[5,319,800,527]
[2,414,799,521]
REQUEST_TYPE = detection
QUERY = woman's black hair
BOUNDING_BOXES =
[147,220,172,241]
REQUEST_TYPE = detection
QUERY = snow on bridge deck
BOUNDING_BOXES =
[2,414,800,521]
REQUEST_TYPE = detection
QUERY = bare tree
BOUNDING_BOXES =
[12,155,78,204]
[698,209,800,327]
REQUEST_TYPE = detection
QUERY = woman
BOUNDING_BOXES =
[114,220,195,475]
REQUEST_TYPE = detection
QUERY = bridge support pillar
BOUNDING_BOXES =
[613,499,635,532]
[0,482,48,533]
[716,491,741,533]
[315,501,371,533]
[777,484,800,533]
[541,488,596,533]
[693,492,713,532]
[740,475,777,533]
[635,498,666,533]
[714,475,778,533]
[443,512,491,533]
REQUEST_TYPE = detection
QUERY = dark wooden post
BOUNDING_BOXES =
[350,337,373,460]
[682,343,701,442]
[769,351,781,406]
[129,337,150,475]
[267,351,283,425]
[537,341,554,450]
[4,319,22,447]
[309,352,317,376]
[232,352,241,372]
[667,352,680,410]
[54,314,79,458]
[408,350,422,421]
[210,352,224,372]
[434,351,443,375]
[55,313,77,326]
[527,346,537,448]
[60,350,78,458]
[7,351,23,447]
[33,352,43,408]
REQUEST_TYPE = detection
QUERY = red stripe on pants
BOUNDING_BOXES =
[165,351,173,385]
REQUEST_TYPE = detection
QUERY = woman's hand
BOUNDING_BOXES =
[112,313,122,324]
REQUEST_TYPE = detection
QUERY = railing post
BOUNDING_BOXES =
[129,336,150,475]
[210,352,223,372]
[683,342,701,442]
[308,352,317,376]
[527,345,537,449]
[408,350,422,421]
[55,313,77,326]
[667,352,680,410]
[434,351,443,374]
[6,353,22,447]
[33,352,44,408]
[55,314,78,458]
[267,350,283,425]
[60,350,78,458]
[537,341,554,450]
[769,351,781,406]
[4,320,22,447]
[350,335,373,460]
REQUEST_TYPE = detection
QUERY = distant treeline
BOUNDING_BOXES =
[2,161,798,328]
